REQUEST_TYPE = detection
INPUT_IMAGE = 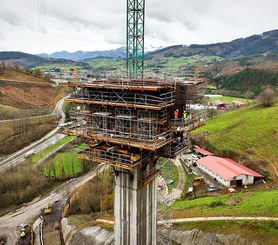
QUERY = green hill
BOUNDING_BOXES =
[190,100,278,179]
[213,68,278,95]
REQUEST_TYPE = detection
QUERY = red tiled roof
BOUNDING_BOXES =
[194,145,214,156]
[232,100,247,106]
[198,156,264,180]
[214,100,227,105]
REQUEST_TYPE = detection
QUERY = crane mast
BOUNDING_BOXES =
[126,0,145,78]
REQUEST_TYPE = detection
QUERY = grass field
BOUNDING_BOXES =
[146,55,223,72]
[44,143,87,179]
[34,55,224,74]
[35,59,125,73]
[172,190,278,218]
[35,64,83,72]
[32,136,75,162]
[0,104,20,120]
[208,95,252,103]
[85,59,125,71]
[0,104,19,112]
[191,99,278,178]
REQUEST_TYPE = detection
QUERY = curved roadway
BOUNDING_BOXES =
[0,96,68,173]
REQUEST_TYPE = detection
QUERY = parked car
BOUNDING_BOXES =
[192,155,199,160]
[206,184,219,192]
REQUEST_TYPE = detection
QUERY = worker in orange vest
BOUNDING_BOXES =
[174,109,179,119]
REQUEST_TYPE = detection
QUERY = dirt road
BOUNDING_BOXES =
[168,157,186,200]
[0,164,106,245]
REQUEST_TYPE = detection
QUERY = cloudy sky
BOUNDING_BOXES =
[0,0,277,54]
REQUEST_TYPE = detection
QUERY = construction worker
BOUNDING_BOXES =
[20,228,26,238]
[183,111,187,119]
[174,109,179,119]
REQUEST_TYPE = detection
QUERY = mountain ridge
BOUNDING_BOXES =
[0,29,277,69]
[37,47,126,61]
[147,29,278,60]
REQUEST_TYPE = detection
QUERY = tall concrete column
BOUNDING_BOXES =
[114,161,157,245]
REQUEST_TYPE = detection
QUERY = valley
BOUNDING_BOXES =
[0,28,277,245]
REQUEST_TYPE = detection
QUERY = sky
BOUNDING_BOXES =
[0,0,277,54]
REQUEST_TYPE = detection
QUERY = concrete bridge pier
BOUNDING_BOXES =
[114,161,157,245]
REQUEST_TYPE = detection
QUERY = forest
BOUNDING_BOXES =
[213,68,278,95]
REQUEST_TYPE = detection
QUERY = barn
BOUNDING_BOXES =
[197,156,264,187]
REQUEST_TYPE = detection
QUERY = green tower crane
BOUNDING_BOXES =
[126,0,145,78]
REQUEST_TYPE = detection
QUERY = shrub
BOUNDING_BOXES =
[256,87,277,107]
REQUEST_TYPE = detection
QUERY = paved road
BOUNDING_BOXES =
[52,95,69,124]
[0,164,107,245]
[169,216,278,223]
[0,133,65,173]
[97,216,278,226]
[0,96,68,173]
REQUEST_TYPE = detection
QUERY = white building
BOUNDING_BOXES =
[197,156,264,187]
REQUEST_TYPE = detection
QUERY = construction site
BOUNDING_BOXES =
[61,73,206,244]
[60,0,207,244]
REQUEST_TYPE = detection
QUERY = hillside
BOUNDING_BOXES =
[212,68,278,95]
[37,30,278,63]
[0,51,78,68]
[190,100,278,179]
[144,29,278,74]
[0,67,67,155]
[0,68,52,84]
[147,30,278,60]
[2,30,278,79]
[0,51,46,67]
[0,68,65,119]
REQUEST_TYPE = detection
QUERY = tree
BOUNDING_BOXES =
[256,87,277,107]
[33,68,43,78]
[24,67,31,74]
[1,61,6,68]
[244,91,255,99]
[13,64,20,71]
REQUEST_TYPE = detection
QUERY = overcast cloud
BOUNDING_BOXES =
[0,0,277,54]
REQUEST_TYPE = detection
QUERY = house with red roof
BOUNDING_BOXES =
[197,156,264,187]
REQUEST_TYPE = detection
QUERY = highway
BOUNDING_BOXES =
[0,94,103,245]
[0,96,68,173]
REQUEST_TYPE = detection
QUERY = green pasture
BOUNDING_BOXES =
[192,100,278,163]
[44,143,87,178]
[173,190,278,217]
[32,136,75,162]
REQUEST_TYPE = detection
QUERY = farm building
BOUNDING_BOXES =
[232,100,248,108]
[197,156,264,187]
[194,145,214,157]
[214,100,227,109]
